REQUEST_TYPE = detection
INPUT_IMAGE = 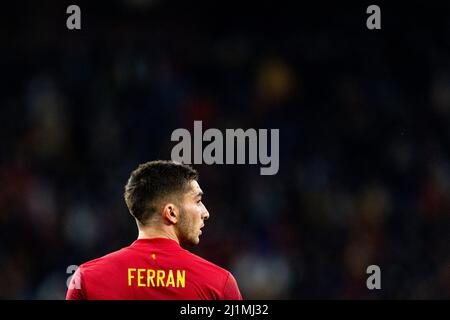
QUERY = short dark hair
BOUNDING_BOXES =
[124,160,198,224]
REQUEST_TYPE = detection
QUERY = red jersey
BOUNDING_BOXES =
[66,238,243,300]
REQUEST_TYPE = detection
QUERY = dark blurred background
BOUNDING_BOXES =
[0,0,449,299]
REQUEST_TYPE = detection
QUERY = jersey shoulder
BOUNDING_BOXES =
[183,250,242,299]
[78,246,132,273]
[184,250,231,278]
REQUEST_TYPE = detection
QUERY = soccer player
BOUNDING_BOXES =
[66,160,242,300]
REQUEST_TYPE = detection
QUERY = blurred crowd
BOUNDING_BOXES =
[0,1,449,299]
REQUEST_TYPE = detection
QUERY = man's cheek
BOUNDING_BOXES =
[186,203,197,212]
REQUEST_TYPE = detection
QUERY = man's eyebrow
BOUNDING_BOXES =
[196,191,204,198]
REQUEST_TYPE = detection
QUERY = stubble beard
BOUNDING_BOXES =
[177,206,199,246]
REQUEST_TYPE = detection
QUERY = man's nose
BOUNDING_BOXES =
[203,208,210,220]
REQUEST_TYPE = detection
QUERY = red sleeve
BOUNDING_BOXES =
[223,273,243,300]
[66,267,85,300]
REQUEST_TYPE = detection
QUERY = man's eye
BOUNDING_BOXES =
[197,200,202,204]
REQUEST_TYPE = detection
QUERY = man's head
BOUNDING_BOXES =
[124,160,209,245]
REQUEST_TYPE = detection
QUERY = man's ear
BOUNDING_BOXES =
[162,203,178,224]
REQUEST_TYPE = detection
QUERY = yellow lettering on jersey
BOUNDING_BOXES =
[176,270,186,288]
[166,270,175,287]
[128,268,136,286]
[127,268,186,288]
[137,268,146,287]
[147,269,155,287]
[156,270,166,287]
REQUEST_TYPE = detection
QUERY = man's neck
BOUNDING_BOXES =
[137,226,180,244]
